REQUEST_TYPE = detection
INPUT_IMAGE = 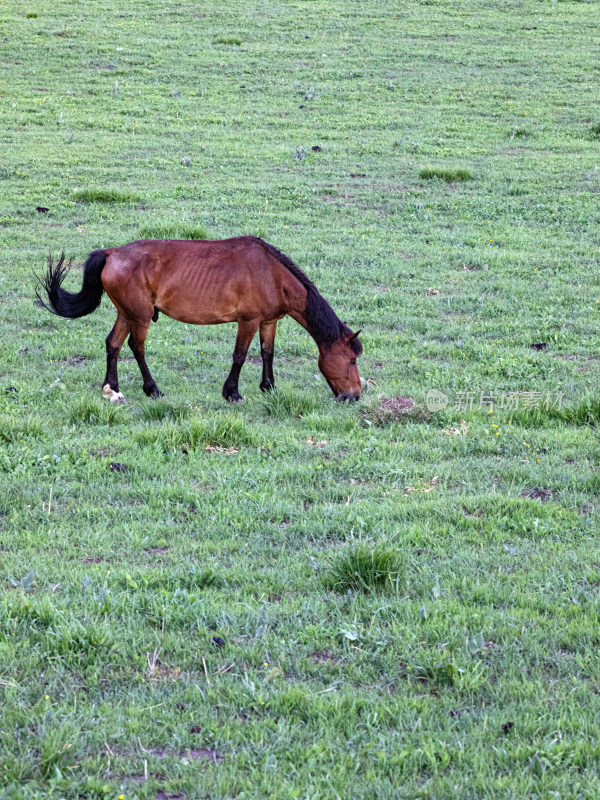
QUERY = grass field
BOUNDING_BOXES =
[1,1,600,798]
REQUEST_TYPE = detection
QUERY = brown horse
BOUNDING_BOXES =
[36,236,362,403]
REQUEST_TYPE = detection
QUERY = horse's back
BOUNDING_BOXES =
[105,236,265,273]
[101,237,295,325]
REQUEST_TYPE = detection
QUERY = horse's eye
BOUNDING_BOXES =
[350,359,356,365]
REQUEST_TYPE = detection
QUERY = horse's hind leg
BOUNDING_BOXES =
[128,319,164,399]
[259,320,277,392]
[103,313,129,403]
[223,320,259,402]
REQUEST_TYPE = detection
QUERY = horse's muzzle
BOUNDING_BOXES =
[336,392,360,402]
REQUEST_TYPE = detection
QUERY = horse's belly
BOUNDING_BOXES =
[155,286,238,325]
[159,298,237,326]
[156,280,278,325]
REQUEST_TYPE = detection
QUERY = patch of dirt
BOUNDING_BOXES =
[245,356,261,366]
[147,662,183,682]
[147,747,169,757]
[322,194,355,203]
[462,506,483,518]
[126,496,146,507]
[146,547,168,554]
[363,396,419,426]
[56,353,88,367]
[155,792,184,800]
[187,748,223,762]
[521,488,552,502]
[379,396,414,415]
[109,462,128,473]
[555,353,598,362]
[312,651,342,666]
[577,576,600,588]
[580,504,596,516]
[204,446,239,454]
[82,556,105,563]
[90,447,112,457]
[68,354,87,366]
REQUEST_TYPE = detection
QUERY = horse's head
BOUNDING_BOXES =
[318,327,363,401]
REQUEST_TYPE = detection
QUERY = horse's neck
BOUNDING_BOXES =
[286,294,320,350]
[281,270,329,353]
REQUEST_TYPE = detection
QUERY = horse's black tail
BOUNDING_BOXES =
[35,250,106,318]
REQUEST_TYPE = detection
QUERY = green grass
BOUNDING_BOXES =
[324,541,404,593]
[137,223,209,240]
[216,35,242,46]
[67,396,128,425]
[419,167,473,183]
[1,0,600,798]
[72,188,144,204]
[259,385,321,418]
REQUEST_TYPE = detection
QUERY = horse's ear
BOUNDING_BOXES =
[348,330,362,341]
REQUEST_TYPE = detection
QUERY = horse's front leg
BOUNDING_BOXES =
[223,320,259,402]
[259,320,278,392]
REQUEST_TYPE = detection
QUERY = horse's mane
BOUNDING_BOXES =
[254,237,362,355]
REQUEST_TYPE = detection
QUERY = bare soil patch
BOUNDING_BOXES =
[312,651,342,666]
[188,748,223,762]
[521,488,552,502]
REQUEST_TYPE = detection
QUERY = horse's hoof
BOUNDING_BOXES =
[103,384,127,404]
[224,392,243,403]
[260,382,275,393]
[146,386,164,399]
